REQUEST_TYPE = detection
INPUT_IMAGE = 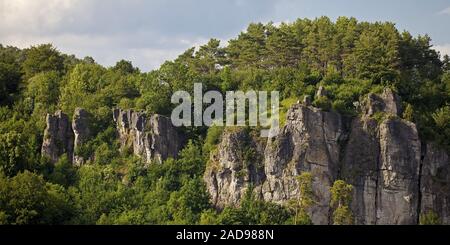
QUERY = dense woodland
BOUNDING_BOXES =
[0,17,449,224]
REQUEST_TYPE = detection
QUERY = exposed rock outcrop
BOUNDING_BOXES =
[204,87,450,225]
[262,104,344,224]
[377,118,421,224]
[72,108,92,165]
[42,108,185,166]
[204,129,266,208]
[420,143,450,224]
[42,111,74,163]
[364,88,402,117]
[113,109,184,164]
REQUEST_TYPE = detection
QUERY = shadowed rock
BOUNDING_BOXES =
[113,108,184,164]
[42,111,74,164]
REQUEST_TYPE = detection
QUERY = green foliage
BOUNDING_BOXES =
[217,189,291,225]
[48,155,77,187]
[313,96,332,111]
[402,103,415,122]
[202,125,224,159]
[431,106,450,151]
[0,131,32,176]
[0,171,73,224]
[23,44,64,79]
[167,178,210,224]
[0,45,22,105]
[419,210,441,225]
[330,180,354,225]
[289,172,314,225]
[26,71,61,107]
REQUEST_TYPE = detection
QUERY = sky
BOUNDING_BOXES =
[1,0,450,71]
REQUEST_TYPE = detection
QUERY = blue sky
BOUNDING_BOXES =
[1,0,449,71]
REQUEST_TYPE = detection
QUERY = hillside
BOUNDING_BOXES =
[0,17,449,225]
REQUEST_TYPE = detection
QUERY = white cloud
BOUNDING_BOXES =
[434,43,450,57]
[0,0,82,33]
[438,7,450,15]
[0,0,279,71]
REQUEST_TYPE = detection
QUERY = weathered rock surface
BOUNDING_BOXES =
[420,143,450,224]
[42,108,185,166]
[262,104,343,224]
[204,129,266,208]
[204,87,450,225]
[377,118,421,224]
[341,117,379,225]
[113,109,184,164]
[364,88,402,117]
[72,108,92,165]
[42,111,74,163]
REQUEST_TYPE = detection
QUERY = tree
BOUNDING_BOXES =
[344,23,400,84]
[194,39,225,73]
[0,46,22,104]
[112,60,139,75]
[302,17,339,75]
[22,44,64,79]
[0,131,28,176]
[0,171,72,224]
[25,71,60,107]
[443,55,450,72]
[167,178,210,224]
[330,180,354,225]
[227,23,267,68]
[290,172,314,225]
[265,22,301,68]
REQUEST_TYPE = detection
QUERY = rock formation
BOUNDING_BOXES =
[420,143,450,224]
[204,129,266,208]
[42,111,74,164]
[42,108,184,166]
[40,89,450,225]
[204,87,450,225]
[262,104,343,224]
[113,109,184,164]
[72,108,92,165]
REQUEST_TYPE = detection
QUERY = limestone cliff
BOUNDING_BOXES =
[204,88,450,225]
[42,110,74,164]
[113,109,184,164]
[42,108,184,165]
[72,108,92,165]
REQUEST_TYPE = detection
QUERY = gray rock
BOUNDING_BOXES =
[316,86,328,98]
[364,88,402,117]
[303,95,312,106]
[72,108,91,165]
[41,111,74,164]
[377,118,421,225]
[341,118,379,225]
[113,108,184,164]
[204,88,450,225]
[420,143,450,224]
[262,104,343,224]
[204,129,266,208]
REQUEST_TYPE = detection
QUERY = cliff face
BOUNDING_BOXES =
[72,108,92,165]
[42,110,74,163]
[262,104,343,224]
[204,129,266,208]
[112,109,184,164]
[42,108,184,165]
[204,88,450,225]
